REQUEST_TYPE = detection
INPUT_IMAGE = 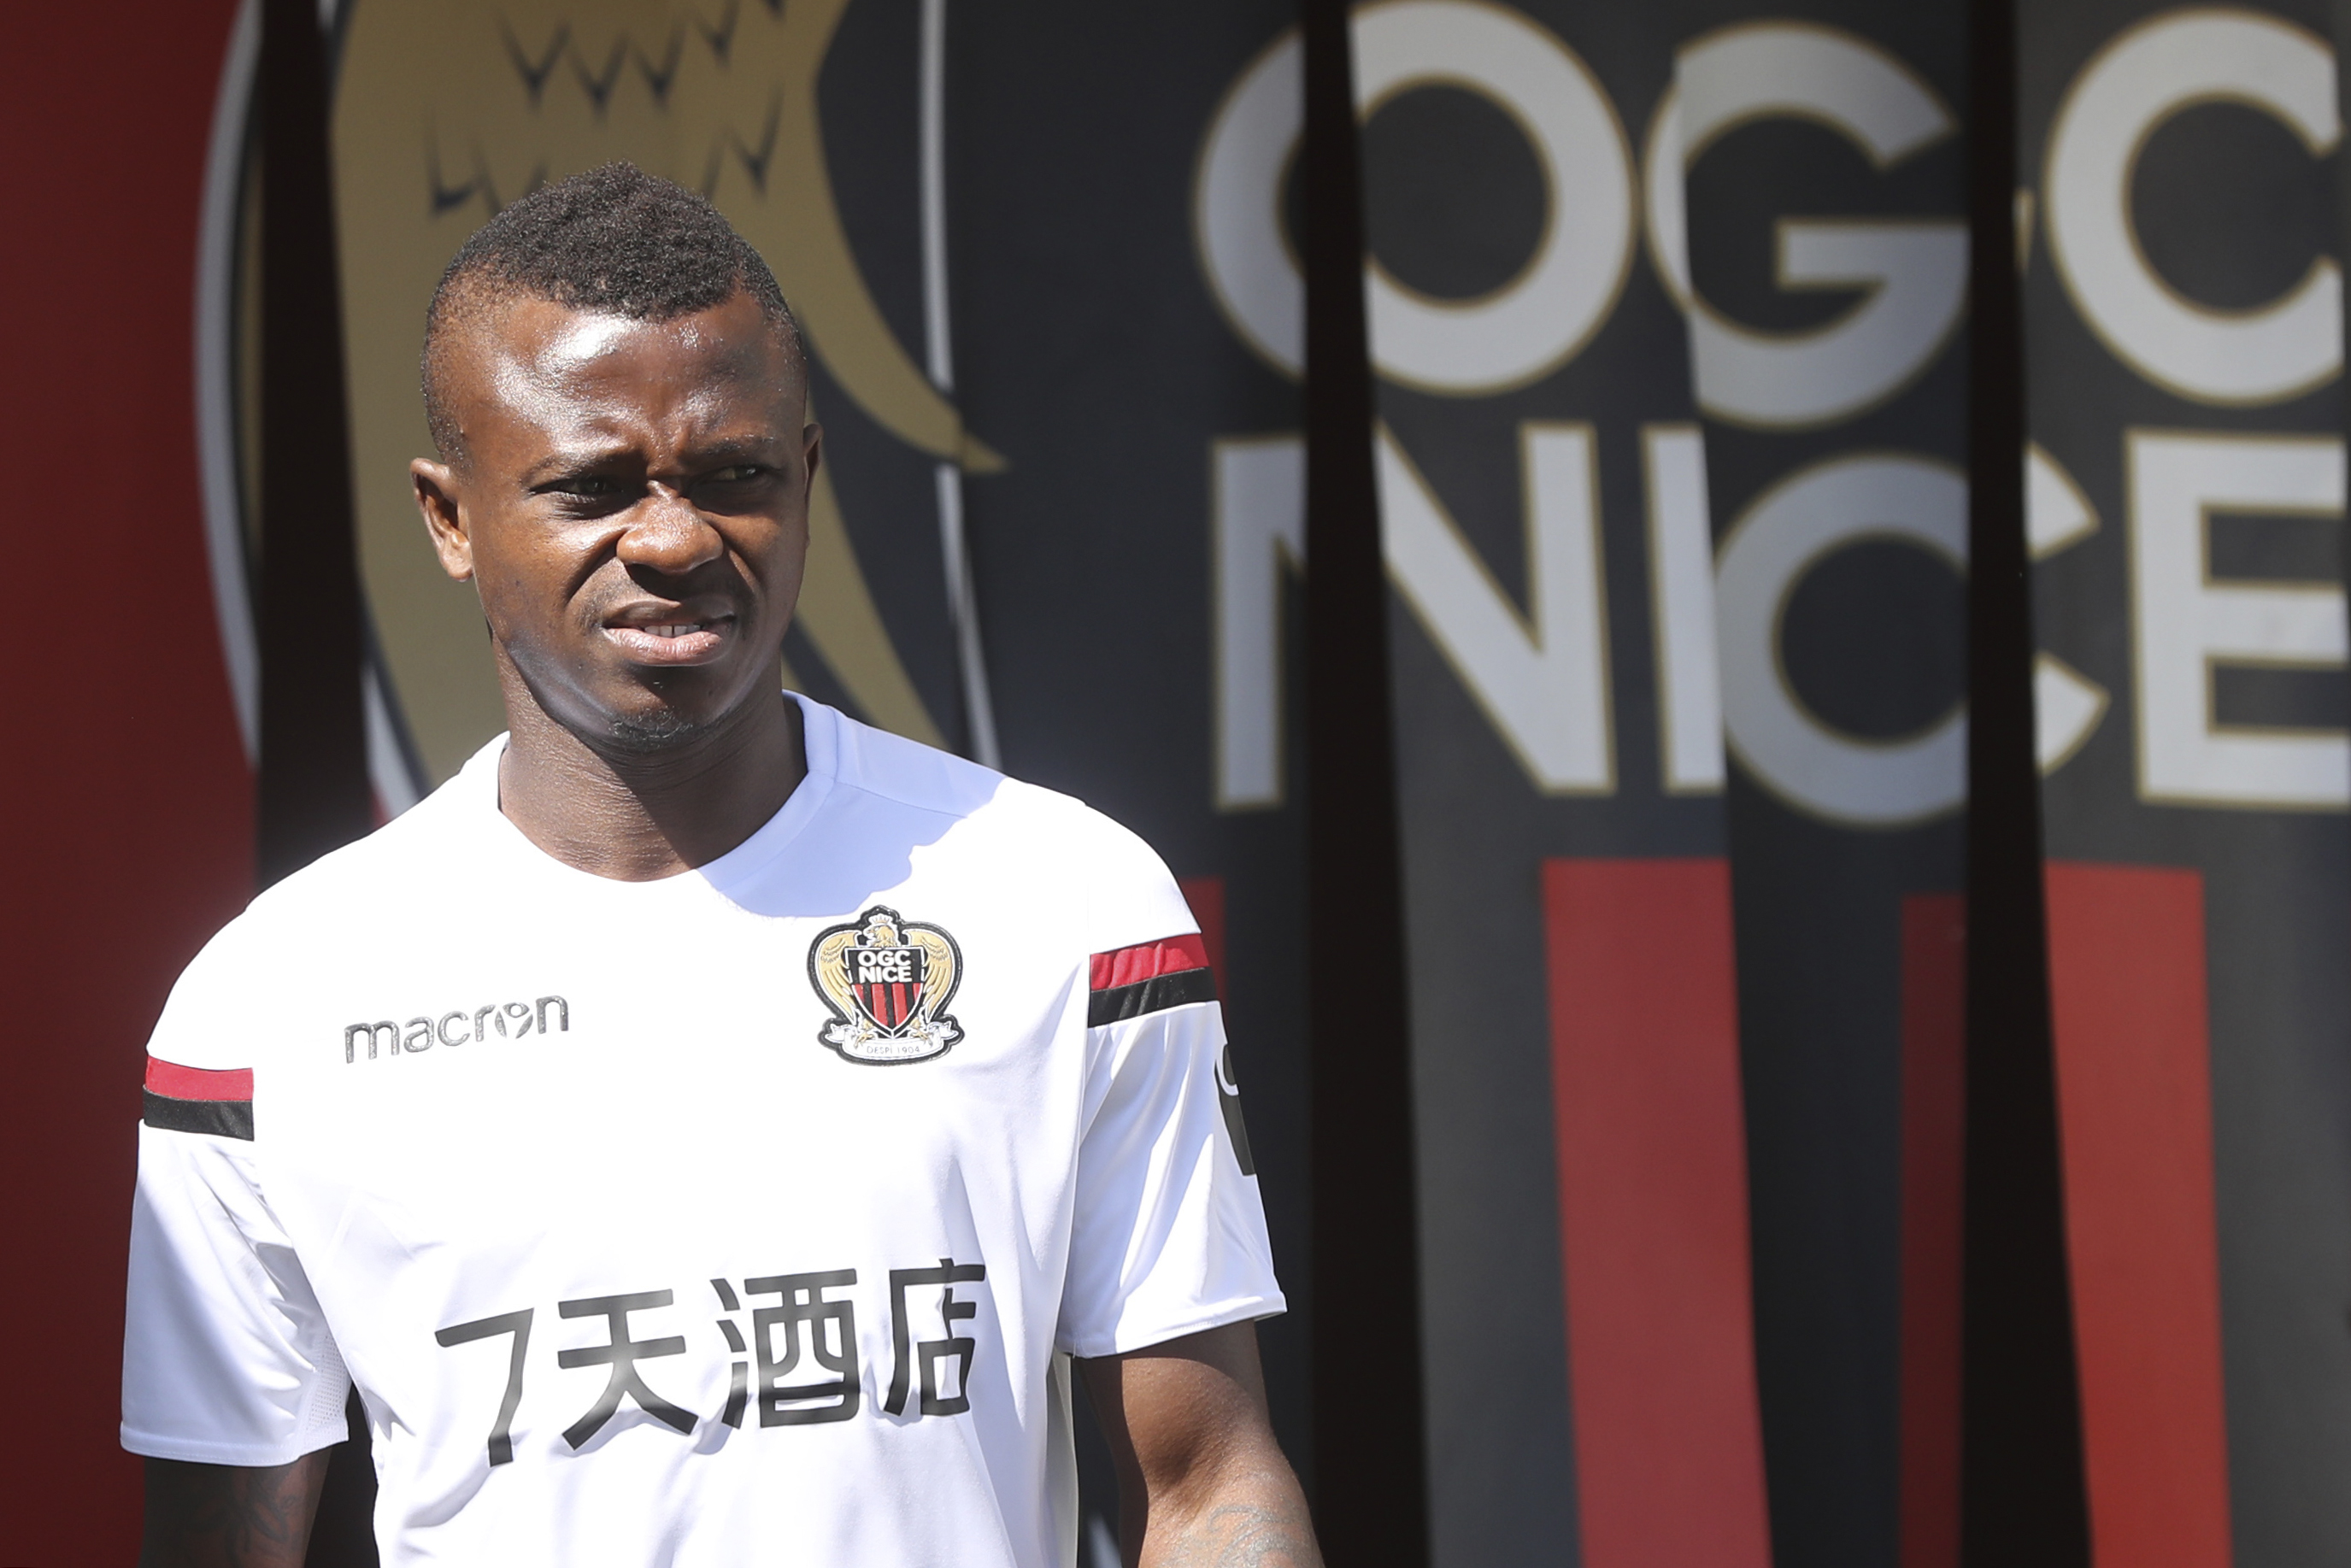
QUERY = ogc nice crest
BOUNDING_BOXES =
[808,907,965,1065]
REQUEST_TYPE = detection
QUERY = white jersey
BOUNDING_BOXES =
[122,696,1281,1567]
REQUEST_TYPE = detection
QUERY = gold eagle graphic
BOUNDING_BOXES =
[324,0,996,778]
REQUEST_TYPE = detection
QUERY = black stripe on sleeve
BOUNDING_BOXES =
[143,1090,255,1141]
[1088,966,1220,1027]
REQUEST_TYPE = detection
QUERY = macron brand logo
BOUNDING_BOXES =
[345,996,571,1062]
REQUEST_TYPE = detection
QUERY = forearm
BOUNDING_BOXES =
[1080,1324,1325,1568]
[139,1452,331,1568]
[1140,1451,1321,1568]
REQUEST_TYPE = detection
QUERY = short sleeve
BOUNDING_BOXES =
[1057,816,1285,1359]
[122,938,351,1465]
[122,1105,353,1463]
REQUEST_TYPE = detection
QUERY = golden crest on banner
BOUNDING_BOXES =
[221,0,997,786]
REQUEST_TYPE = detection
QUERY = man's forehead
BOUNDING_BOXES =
[527,308,660,370]
[479,294,788,388]
[449,292,800,450]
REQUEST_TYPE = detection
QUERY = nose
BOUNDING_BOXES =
[614,487,726,577]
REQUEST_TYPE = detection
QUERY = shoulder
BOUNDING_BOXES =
[807,701,1196,951]
[814,697,1105,850]
[243,750,490,923]
[1071,807,1199,955]
[816,701,1021,823]
[145,751,497,1071]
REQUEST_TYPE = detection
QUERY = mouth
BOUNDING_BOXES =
[599,612,738,667]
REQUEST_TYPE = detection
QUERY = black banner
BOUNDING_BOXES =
[944,1,1314,1549]
[137,3,2351,1565]
[1672,10,1972,1568]
[2017,3,2351,1564]
[1351,3,1772,1563]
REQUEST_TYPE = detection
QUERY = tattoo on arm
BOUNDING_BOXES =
[1079,1324,1325,1568]
[1158,1499,1321,1568]
[139,1452,332,1568]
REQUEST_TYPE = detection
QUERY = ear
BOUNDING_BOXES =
[412,458,475,582]
[802,420,824,488]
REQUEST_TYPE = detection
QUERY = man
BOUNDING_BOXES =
[125,163,1317,1568]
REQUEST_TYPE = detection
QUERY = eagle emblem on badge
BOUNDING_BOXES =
[808,907,964,1064]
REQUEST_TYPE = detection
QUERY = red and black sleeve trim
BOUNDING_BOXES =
[143,1059,254,1141]
[1088,934,1219,1026]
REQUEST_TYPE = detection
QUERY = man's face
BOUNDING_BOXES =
[413,289,818,751]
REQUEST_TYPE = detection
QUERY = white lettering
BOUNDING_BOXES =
[1649,24,1966,428]
[2036,653,2111,774]
[1351,1,1634,392]
[1195,31,1304,377]
[2025,443,2111,771]
[2025,441,2098,560]
[1378,423,1613,792]
[2128,431,2348,807]
[1714,455,1968,825]
[1195,3,1632,392]
[856,951,916,984]
[2045,10,2340,405]
[1214,437,1307,810]
[1642,425,1724,790]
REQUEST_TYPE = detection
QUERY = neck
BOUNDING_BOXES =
[496,678,807,881]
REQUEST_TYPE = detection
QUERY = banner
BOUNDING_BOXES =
[947,2,1314,1546]
[2017,4,2351,1565]
[1340,3,1772,1561]
[0,1,254,1559]
[57,1,2351,1561]
[1672,10,1972,1568]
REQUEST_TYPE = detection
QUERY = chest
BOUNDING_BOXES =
[260,898,1091,1308]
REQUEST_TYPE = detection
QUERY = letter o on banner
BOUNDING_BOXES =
[2046,9,2342,405]
[1714,455,1969,826]
[1194,2,1633,393]
[1350,1,1634,393]
[1196,29,1307,377]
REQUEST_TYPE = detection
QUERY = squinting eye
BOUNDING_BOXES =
[708,466,764,484]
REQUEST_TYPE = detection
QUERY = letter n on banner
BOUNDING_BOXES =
[1540,859,1771,1568]
[2044,865,2231,1568]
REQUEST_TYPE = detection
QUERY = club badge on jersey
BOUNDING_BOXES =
[808,907,965,1064]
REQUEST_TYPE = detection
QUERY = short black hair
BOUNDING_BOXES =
[420,161,805,461]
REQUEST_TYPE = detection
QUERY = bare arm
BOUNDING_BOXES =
[1078,1323,1322,1568]
[139,1453,331,1568]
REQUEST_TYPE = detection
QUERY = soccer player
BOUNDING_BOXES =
[124,163,1317,1568]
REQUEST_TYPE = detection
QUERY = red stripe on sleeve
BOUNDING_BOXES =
[144,1059,254,1101]
[1090,933,1213,992]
